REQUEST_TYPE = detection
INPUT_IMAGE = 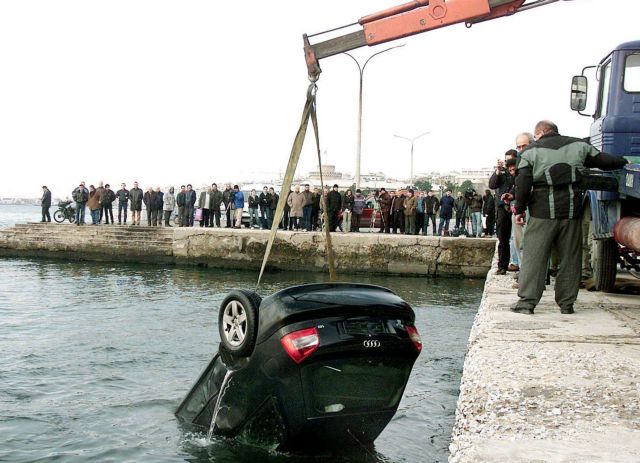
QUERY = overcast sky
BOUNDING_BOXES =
[0,0,638,197]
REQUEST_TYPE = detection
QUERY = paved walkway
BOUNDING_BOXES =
[450,267,640,462]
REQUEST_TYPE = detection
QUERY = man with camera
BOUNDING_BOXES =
[489,154,517,275]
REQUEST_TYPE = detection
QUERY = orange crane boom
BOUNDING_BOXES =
[304,0,574,80]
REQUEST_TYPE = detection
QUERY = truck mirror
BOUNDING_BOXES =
[570,75,588,112]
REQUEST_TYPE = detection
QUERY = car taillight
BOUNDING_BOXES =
[280,327,320,364]
[406,325,422,352]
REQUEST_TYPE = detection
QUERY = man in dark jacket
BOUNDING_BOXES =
[302,184,313,231]
[222,184,233,228]
[453,191,467,231]
[424,191,439,235]
[129,181,144,226]
[326,184,342,232]
[185,184,197,227]
[469,190,483,238]
[175,185,186,227]
[101,184,116,225]
[482,189,496,236]
[143,187,157,226]
[116,183,129,224]
[259,186,271,229]
[41,186,51,222]
[438,190,455,235]
[512,120,628,315]
[156,187,164,225]
[391,191,405,234]
[211,183,223,227]
[269,187,279,228]
[72,181,89,225]
[489,158,516,274]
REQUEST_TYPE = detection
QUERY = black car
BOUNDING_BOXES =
[175,283,422,452]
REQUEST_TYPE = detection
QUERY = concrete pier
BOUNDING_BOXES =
[450,265,640,462]
[0,223,496,277]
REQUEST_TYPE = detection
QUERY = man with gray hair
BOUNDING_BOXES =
[511,120,628,315]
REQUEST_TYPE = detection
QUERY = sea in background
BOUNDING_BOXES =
[0,204,483,462]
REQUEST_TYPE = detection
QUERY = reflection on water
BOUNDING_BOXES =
[0,253,482,462]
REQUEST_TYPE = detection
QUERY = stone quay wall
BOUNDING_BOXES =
[0,223,496,277]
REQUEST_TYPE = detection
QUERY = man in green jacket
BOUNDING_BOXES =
[129,181,144,226]
[511,120,628,315]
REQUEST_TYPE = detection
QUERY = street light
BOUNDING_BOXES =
[393,131,430,188]
[343,44,405,191]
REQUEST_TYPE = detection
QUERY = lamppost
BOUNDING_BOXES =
[343,44,405,191]
[393,131,430,188]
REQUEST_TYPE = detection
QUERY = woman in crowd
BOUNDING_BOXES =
[163,187,176,227]
[341,189,354,233]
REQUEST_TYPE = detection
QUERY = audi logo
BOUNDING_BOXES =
[363,340,381,348]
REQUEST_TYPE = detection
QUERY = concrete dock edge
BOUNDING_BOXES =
[449,257,640,462]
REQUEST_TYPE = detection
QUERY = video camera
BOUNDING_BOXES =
[463,188,476,200]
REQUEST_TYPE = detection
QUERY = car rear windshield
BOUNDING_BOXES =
[301,358,411,417]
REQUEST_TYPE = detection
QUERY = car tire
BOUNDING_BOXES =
[218,289,261,357]
[591,237,618,292]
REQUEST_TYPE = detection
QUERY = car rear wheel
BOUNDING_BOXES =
[218,290,261,357]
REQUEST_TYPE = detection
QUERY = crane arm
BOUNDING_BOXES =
[304,0,573,80]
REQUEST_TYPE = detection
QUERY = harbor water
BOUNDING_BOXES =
[0,205,483,462]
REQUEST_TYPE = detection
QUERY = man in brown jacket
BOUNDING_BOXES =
[403,189,417,234]
[378,188,392,233]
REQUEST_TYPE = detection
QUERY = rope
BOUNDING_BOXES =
[256,83,337,289]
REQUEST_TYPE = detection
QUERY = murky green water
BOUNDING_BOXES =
[0,206,483,462]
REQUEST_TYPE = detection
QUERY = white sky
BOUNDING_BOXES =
[0,0,638,197]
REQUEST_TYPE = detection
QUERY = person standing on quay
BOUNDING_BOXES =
[288,184,305,231]
[222,184,233,228]
[403,189,417,235]
[185,184,197,227]
[143,187,157,226]
[302,184,313,231]
[116,183,129,224]
[210,183,223,228]
[198,186,213,227]
[326,184,342,232]
[489,157,516,274]
[259,186,270,229]
[268,187,279,229]
[482,189,495,237]
[101,184,115,225]
[415,191,425,235]
[96,181,106,223]
[352,189,366,232]
[438,190,455,235]
[341,189,354,233]
[156,187,164,226]
[378,188,391,233]
[87,185,101,225]
[512,120,628,315]
[391,191,404,234]
[248,189,260,228]
[454,191,466,231]
[175,185,186,227]
[163,187,175,226]
[424,191,439,236]
[129,181,143,226]
[40,186,51,222]
[72,181,89,225]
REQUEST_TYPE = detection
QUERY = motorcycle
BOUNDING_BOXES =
[53,200,76,224]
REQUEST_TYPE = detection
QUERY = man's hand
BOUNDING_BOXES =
[515,213,526,225]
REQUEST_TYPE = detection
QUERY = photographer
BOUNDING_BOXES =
[489,155,517,274]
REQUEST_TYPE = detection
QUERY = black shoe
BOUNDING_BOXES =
[495,268,507,275]
[510,303,534,315]
[560,306,574,314]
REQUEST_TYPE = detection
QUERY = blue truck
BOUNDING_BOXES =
[570,40,640,291]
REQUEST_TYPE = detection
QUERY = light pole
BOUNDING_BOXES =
[393,131,430,188]
[343,44,405,191]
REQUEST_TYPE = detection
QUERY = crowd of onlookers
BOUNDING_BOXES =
[51,180,500,237]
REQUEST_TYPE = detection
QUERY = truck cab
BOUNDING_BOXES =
[571,40,640,290]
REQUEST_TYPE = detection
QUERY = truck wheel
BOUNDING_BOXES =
[218,290,261,357]
[591,237,618,292]
[53,210,65,223]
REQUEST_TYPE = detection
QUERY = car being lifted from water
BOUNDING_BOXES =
[175,283,422,451]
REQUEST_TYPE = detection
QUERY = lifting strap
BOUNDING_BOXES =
[256,83,337,289]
